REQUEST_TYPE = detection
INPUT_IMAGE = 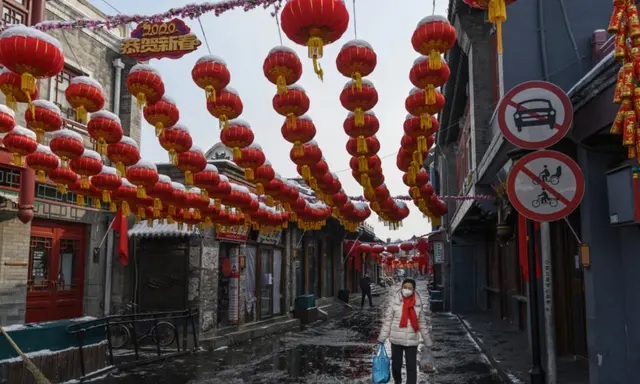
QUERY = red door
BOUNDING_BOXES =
[26,221,85,323]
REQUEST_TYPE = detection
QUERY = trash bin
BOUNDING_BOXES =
[294,294,316,310]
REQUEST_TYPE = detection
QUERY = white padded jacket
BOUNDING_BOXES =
[377,290,433,347]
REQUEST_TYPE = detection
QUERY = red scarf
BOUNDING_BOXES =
[399,294,419,332]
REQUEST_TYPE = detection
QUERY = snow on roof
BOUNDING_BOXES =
[0,25,62,50]
[196,55,227,66]
[91,110,121,124]
[129,219,200,238]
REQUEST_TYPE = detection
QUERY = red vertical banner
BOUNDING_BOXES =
[518,213,541,281]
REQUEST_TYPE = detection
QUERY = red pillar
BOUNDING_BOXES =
[15,0,46,223]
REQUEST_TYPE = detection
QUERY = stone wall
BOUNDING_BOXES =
[0,218,29,324]
[188,228,218,339]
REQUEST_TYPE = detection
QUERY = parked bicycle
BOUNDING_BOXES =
[531,197,558,208]
[109,302,177,349]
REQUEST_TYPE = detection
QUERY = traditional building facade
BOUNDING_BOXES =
[0,0,141,325]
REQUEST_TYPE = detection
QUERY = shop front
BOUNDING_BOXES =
[253,229,285,320]
[216,226,248,327]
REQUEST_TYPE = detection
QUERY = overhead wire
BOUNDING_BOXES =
[352,0,358,39]
[197,17,212,55]
[274,4,284,45]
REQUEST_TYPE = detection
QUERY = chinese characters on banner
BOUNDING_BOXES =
[120,18,201,61]
[228,247,240,324]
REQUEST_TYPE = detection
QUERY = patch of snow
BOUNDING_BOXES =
[118,136,139,149]
[417,15,449,27]
[188,187,202,195]
[69,316,97,322]
[171,182,186,191]
[231,183,250,194]
[348,110,375,118]
[129,63,161,76]
[342,39,373,49]
[228,118,250,128]
[394,200,408,209]
[246,142,262,150]
[213,345,228,351]
[91,110,120,124]
[160,94,176,105]
[287,84,305,92]
[189,144,204,155]
[219,174,229,183]
[0,25,62,50]
[10,126,36,139]
[202,164,218,173]
[567,51,615,97]
[298,114,312,121]
[268,46,297,55]
[120,178,135,188]
[34,144,54,155]
[196,55,227,66]
[1,324,26,332]
[0,104,15,117]
[343,78,374,89]
[353,201,369,211]
[222,87,238,95]
[507,373,525,383]
[157,174,171,184]
[80,149,101,161]
[170,123,189,133]
[129,159,157,171]
[305,139,317,146]
[31,99,61,115]
[0,340,107,364]
[70,76,103,93]
[409,87,422,95]
[99,166,118,176]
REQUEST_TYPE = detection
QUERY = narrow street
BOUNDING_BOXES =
[92,282,499,384]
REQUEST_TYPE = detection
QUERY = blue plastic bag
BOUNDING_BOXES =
[372,343,391,384]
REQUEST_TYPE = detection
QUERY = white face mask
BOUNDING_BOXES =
[402,288,414,297]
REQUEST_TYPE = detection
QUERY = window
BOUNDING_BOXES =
[54,67,83,122]
[1,1,29,26]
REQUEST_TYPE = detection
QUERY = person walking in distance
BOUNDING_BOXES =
[377,279,433,384]
[360,272,374,309]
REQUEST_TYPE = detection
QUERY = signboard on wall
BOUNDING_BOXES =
[121,18,201,61]
[228,247,240,324]
[433,241,444,264]
[216,225,249,243]
[257,229,282,245]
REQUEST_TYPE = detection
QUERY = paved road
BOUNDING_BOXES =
[91,282,499,383]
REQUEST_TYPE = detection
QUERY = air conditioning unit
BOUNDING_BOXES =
[605,165,640,225]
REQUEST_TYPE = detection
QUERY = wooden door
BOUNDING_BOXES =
[26,221,85,323]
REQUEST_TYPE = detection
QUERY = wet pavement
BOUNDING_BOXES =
[89,282,500,384]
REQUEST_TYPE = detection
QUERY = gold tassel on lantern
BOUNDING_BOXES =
[219,116,229,130]
[293,142,304,157]
[360,174,372,190]
[287,114,297,128]
[21,73,36,95]
[204,216,213,228]
[194,209,202,220]
[154,122,164,137]
[276,75,287,95]
[233,147,242,160]
[310,178,318,190]
[93,198,101,209]
[185,171,194,186]
[102,190,111,203]
[488,0,507,54]
[81,176,90,190]
[352,72,363,92]
[201,189,209,199]
[256,183,264,195]
[301,165,311,180]
[417,136,427,153]
[357,136,368,154]
[205,86,217,102]
[75,106,88,124]
[116,162,125,177]
[109,202,116,212]
[136,185,146,198]
[372,201,381,211]
[244,168,254,181]
[420,113,432,129]
[76,194,85,206]
[412,151,424,166]
[425,84,436,105]
[153,198,162,217]
[428,50,442,70]
[354,108,365,126]
[307,36,325,80]
[11,153,23,167]
[5,94,16,111]
[137,206,145,220]
[358,156,368,172]
[147,218,153,227]
[34,129,45,144]
[135,93,146,107]
[266,195,274,206]
[97,138,107,156]
[364,189,376,201]
[168,204,176,216]
[168,150,178,165]
[36,170,46,183]
[167,215,175,224]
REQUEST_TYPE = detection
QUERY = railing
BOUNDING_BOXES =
[66,308,199,375]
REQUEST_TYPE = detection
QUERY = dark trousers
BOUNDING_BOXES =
[360,291,373,308]
[391,343,418,384]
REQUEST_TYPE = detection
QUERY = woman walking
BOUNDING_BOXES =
[377,278,433,384]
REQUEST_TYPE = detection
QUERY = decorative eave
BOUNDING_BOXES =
[129,219,201,239]
[567,52,618,112]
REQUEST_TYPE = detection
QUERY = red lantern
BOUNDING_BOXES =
[146,174,173,217]
[49,129,85,168]
[347,136,380,173]
[405,87,446,129]
[26,144,59,183]
[0,104,16,133]
[280,0,350,80]
[159,123,192,165]
[193,164,221,199]
[339,79,378,126]
[191,55,230,102]
[65,76,105,123]
[404,114,438,151]
[207,174,232,205]
[415,238,429,253]
[69,149,103,189]
[3,126,37,166]
[263,177,284,205]
[0,25,64,95]
[220,119,254,159]
[386,244,399,254]
[107,136,140,176]
[176,145,207,186]
[234,143,265,181]
[372,244,385,254]
[343,110,379,154]
[143,95,179,137]
[409,56,451,104]
[87,110,124,156]
[0,69,38,110]
[111,178,138,217]
[126,159,159,199]
[281,115,316,157]
[91,165,122,209]
[254,160,275,195]
[332,190,348,208]
[263,46,303,94]
[166,182,188,219]
[359,242,372,254]
[400,241,415,256]
[206,87,243,130]
[48,166,77,194]
[185,187,209,220]
[336,39,377,91]
[69,175,92,206]
[126,64,164,106]
[290,140,323,180]
[273,85,310,128]
[25,100,63,144]
[411,16,457,70]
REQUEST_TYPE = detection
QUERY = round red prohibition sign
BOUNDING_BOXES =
[498,81,573,150]
[507,150,584,222]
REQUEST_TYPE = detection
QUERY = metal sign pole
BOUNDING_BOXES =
[527,219,546,384]
[540,221,557,383]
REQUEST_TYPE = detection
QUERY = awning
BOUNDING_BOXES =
[0,190,19,204]
[128,220,201,239]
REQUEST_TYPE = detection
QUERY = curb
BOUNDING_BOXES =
[457,314,517,384]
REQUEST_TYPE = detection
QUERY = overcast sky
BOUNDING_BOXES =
[90,0,449,241]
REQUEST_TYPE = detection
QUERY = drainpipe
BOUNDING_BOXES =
[103,59,125,316]
[16,0,46,223]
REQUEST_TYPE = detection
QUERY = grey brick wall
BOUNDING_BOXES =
[0,284,27,325]
[193,229,218,338]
